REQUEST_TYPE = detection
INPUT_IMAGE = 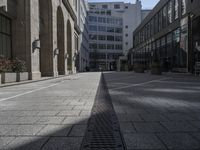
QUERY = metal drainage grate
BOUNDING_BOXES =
[80,74,126,150]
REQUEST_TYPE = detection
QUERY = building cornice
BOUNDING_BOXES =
[62,0,77,22]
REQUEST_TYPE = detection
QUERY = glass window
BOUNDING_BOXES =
[114,4,120,9]
[174,0,179,19]
[0,14,12,58]
[89,16,97,22]
[162,6,167,29]
[106,11,111,15]
[102,5,108,9]
[173,28,181,68]
[168,0,173,24]
[98,17,106,23]
[115,28,122,33]
[99,44,106,49]
[89,43,97,49]
[154,14,159,33]
[98,26,106,32]
[98,35,106,41]
[107,44,115,50]
[115,36,122,41]
[116,19,123,26]
[107,18,111,24]
[181,0,186,15]
[107,35,114,41]
[107,27,115,33]
[115,45,122,50]
[89,34,97,40]
[89,25,97,31]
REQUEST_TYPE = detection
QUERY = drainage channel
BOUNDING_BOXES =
[80,74,127,150]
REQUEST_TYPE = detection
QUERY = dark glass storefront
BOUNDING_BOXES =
[131,26,190,72]
[0,14,12,58]
[129,0,198,73]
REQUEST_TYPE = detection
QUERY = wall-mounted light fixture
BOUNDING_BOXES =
[73,56,75,61]
[54,48,60,56]
[0,6,7,11]
[196,42,200,51]
[32,39,40,52]
[65,53,69,59]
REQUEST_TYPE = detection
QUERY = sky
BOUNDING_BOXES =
[87,0,160,9]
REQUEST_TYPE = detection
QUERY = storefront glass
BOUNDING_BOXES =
[180,17,188,69]
[0,14,12,58]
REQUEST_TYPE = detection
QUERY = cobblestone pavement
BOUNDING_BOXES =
[0,73,101,150]
[104,72,200,150]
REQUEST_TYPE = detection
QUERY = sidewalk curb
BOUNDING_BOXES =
[0,75,69,88]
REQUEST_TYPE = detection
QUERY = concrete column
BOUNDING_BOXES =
[13,0,41,80]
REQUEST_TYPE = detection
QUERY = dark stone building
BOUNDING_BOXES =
[129,0,200,73]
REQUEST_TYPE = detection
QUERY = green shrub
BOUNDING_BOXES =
[0,56,27,73]
[12,58,27,72]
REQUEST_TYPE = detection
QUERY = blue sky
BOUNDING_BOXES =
[87,0,160,9]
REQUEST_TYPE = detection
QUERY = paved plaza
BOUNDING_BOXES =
[0,73,101,150]
[0,72,200,149]
[104,72,200,150]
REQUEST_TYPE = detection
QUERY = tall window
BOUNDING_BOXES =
[89,16,97,22]
[162,6,167,28]
[98,26,106,32]
[158,11,162,31]
[174,0,179,19]
[114,4,120,9]
[102,5,108,9]
[89,25,97,31]
[167,0,173,24]
[181,0,186,15]
[0,14,12,58]
[74,35,79,51]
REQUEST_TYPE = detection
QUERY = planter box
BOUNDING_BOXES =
[1,72,17,84]
[151,68,162,75]
[17,72,29,82]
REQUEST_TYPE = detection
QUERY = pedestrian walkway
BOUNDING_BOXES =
[0,73,101,150]
[104,72,200,150]
[1,72,200,150]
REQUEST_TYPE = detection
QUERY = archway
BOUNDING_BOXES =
[39,0,54,76]
[57,7,65,75]
[67,20,72,73]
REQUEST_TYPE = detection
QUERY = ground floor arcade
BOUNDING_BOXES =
[0,0,79,80]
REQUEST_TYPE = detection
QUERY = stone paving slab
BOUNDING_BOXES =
[0,73,101,149]
[69,125,87,137]
[133,122,168,133]
[157,133,200,149]
[36,125,72,137]
[5,137,48,150]
[41,137,83,150]
[104,72,200,150]
[124,133,166,149]
[161,121,199,132]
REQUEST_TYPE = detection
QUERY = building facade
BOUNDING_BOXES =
[88,1,143,71]
[0,0,80,80]
[77,0,90,72]
[129,0,200,73]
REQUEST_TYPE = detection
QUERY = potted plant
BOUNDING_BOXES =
[0,56,28,84]
[133,63,145,73]
[0,56,17,84]
[151,61,162,75]
[12,58,28,82]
